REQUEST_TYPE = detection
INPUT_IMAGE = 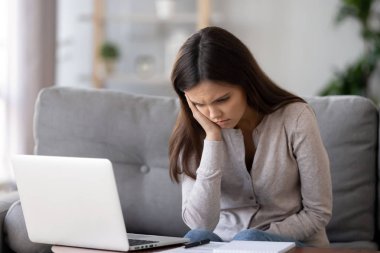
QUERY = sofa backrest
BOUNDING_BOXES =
[34,87,379,243]
[34,87,187,236]
[305,96,378,245]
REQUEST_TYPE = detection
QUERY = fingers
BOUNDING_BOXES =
[185,94,196,112]
[184,94,221,140]
[185,94,200,119]
[185,94,207,123]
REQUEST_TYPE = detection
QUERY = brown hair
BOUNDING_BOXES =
[169,26,305,182]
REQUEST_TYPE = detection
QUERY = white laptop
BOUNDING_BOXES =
[12,155,189,252]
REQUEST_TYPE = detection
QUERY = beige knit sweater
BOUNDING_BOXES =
[181,102,332,247]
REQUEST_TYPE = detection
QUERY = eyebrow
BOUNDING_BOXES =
[191,93,231,106]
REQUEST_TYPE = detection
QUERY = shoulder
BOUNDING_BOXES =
[268,102,314,125]
[262,102,318,137]
[282,103,323,142]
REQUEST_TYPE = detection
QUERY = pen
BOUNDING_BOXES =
[184,239,211,249]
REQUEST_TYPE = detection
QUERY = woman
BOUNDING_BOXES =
[169,26,332,247]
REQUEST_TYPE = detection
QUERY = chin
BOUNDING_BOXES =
[216,119,237,129]
[222,123,237,129]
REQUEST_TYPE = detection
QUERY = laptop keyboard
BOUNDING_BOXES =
[128,239,159,246]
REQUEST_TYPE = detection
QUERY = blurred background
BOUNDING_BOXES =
[0,0,379,186]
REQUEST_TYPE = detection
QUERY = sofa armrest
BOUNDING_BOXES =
[0,191,19,253]
[3,199,52,253]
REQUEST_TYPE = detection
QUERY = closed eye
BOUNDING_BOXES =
[215,97,229,103]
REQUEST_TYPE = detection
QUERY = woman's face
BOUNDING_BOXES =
[185,80,250,129]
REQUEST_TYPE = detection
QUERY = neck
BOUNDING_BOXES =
[236,107,262,133]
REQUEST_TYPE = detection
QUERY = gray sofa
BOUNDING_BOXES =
[0,87,379,252]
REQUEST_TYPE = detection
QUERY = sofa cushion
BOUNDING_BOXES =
[34,87,188,236]
[306,96,378,243]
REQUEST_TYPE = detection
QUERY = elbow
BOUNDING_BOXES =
[321,208,332,227]
[318,198,333,226]
[182,207,219,231]
[305,192,333,228]
[308,204,333,230]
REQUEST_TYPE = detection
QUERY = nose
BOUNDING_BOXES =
[208,106,222,120]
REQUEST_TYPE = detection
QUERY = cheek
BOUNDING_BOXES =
[196,107,210,118]
[229,100,247,117]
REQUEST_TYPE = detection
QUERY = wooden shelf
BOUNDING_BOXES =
[91,0,212,89]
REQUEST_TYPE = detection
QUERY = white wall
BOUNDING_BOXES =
[56,0,366,97]
[56,0,93,87]
[216,0,365,96]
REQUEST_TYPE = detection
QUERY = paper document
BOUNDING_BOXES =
[213,241,296,253]
[159,242,226,253]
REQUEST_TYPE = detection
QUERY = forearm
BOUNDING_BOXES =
[182,171,222,230]
[181,140,223,230]
[266,206,332,241]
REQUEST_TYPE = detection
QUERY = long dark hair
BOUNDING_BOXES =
[169,26,305,182]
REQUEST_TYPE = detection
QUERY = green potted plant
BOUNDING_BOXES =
[100,41,120,75]
[319,0,380,103]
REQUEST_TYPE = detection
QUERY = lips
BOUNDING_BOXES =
[216,119,230,125]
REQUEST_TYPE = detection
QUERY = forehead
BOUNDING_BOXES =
[185,80,241,101]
